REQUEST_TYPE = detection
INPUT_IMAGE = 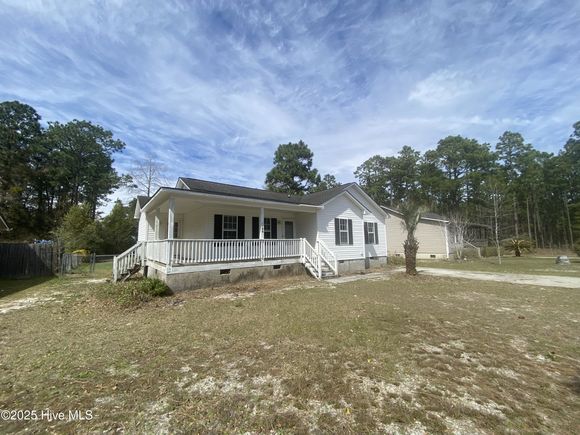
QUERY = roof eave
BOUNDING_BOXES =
[141,187,323,213]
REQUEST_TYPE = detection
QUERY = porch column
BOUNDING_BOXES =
[154,208,161,240]
[259,207,265,239]
[167,197,175,240]
[259,207,265,261]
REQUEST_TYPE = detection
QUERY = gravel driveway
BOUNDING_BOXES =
[418,267,580,289]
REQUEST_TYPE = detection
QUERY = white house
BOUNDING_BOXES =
[114,178,388,290]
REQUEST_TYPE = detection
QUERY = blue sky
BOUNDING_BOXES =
[1,0,579,209]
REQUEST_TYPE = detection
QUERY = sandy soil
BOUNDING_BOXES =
[418,267,580,289]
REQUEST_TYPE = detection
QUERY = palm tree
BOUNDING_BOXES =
[400,202,425,275]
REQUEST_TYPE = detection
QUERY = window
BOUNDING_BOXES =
[335,218,353,245]
[264,218,272,239]
[365,222,375,244]
[364,222,379,245]
[251,217,277,239]
[339,218,349,245]
[223,215,238,239]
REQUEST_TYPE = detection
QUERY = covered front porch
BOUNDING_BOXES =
[139,189,319,244]
[114,189,338,284]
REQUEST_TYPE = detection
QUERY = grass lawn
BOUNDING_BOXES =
[0,272,578,433]
[0,261,112,303]
[418,255,580,276]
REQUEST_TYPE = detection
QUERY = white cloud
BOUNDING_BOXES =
[409,69,474,106]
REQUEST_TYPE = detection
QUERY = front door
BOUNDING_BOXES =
[284,221,294,239]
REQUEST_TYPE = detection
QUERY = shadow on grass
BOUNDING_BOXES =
[567,374,580,395]
[0,275,57,300]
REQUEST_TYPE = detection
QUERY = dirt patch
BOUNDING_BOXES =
[419,267,580,289]
[0,294,61,314]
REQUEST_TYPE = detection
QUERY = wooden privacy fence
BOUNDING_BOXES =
[0,242,59,278]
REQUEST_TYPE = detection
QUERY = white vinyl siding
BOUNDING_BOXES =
[361,214,387,259]
[138,213,148,242]
[316,194,364,261]
[295,213,317,245]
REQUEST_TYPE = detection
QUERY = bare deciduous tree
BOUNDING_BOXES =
[491,185,504,265]
[129,158,170,197]
[447,212,469,260]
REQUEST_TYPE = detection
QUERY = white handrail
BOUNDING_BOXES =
[301,238,322,279]
[113,241,143,282]
[317,239,338,276]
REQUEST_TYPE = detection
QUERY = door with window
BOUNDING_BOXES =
[284,221,294,239]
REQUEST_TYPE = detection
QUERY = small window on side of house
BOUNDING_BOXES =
[339,218,349,244]
[365,222,376,244]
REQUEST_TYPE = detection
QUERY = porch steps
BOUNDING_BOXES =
[120,263,141,282]
[304,261,335,279]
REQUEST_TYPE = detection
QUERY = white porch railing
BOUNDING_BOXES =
[169,239,302,265]
[113,238,338,282]
[145,240,167,263]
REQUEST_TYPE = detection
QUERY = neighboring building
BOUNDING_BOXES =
[115,178,388,290]
[381,206,450,259]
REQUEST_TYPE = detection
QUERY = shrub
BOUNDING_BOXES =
[461,247,481,259]
[139,278,172,297]
[482,246,504,258]
[502,238,533,257]
[98,278,172,307]
[387,255,405,266]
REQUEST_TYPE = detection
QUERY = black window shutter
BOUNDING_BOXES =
[252,217,259,239]
[237,216,245,239]
[374,222,379,244]
[334,218,340,245]
[348,219,353,245]
[271,218,277,239]
[214,214,223,239]
[364,222,369,244]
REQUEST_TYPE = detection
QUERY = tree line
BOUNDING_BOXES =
[0,100,129,241]
[2,99,578,255]
[352,127,579,251]
[266,129,579,252]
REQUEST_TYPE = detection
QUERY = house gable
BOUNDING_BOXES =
[316,188,387,261]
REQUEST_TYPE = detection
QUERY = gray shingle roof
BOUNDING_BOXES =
[381,206,448,222]
[178,177,354,206]
[137,196,151,208]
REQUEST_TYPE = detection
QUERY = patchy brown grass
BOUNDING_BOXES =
[0,272,578,433]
